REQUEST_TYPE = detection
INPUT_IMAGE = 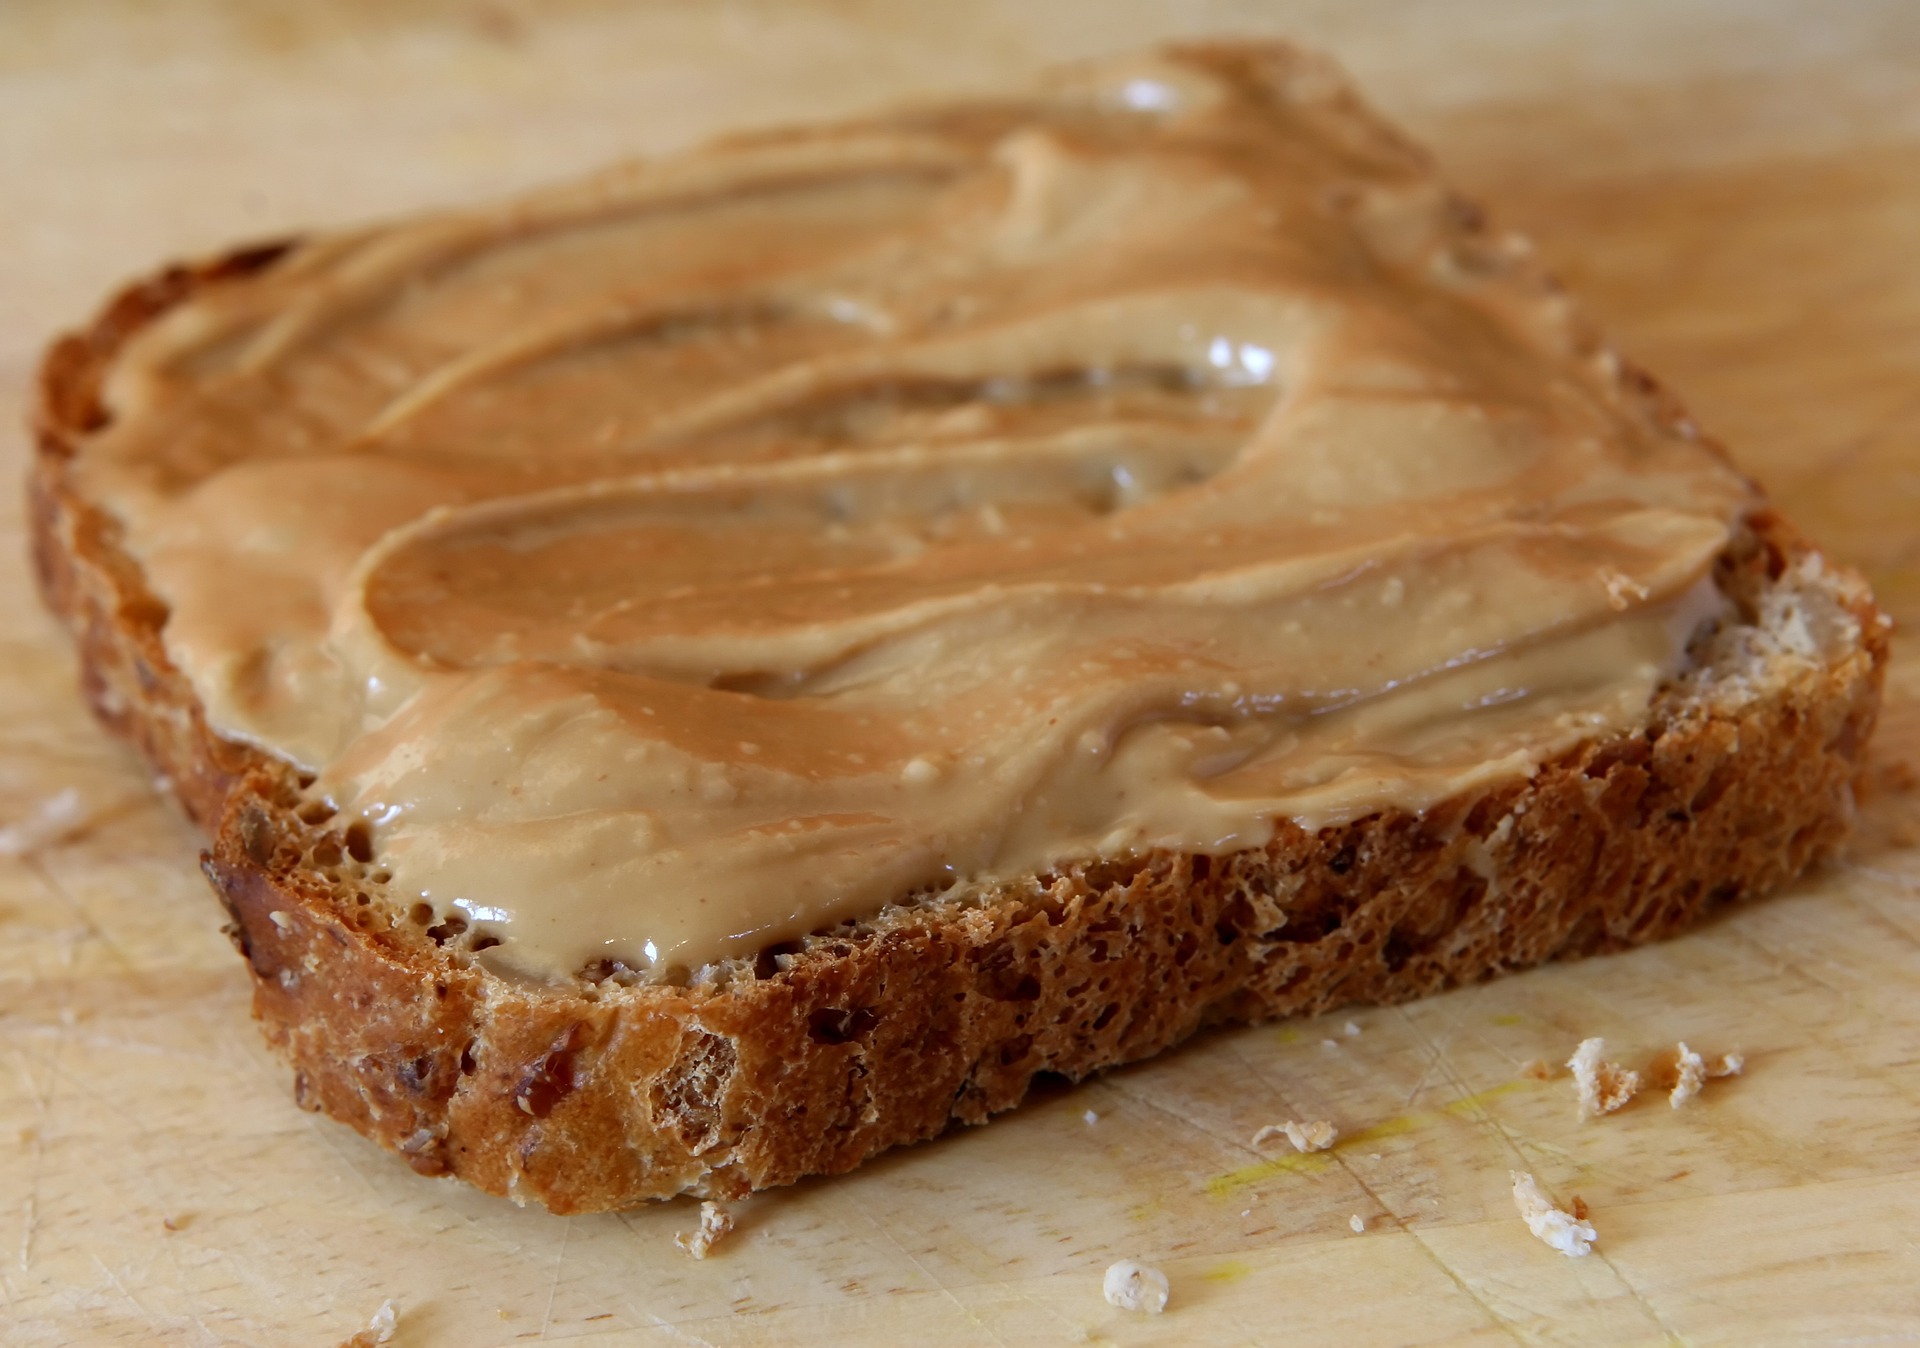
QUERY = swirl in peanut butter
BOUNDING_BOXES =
[78,47,1753,978]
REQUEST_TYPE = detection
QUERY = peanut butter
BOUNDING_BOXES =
[76,47,1754,980]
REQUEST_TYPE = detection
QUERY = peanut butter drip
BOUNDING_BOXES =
[79,47,1753,979]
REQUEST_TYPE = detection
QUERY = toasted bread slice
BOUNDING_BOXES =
[30,44,1886,1212]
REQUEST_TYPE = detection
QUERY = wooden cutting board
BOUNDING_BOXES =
[4,2,1919,1343]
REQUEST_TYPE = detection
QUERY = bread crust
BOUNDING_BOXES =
[32,236,1887,1213]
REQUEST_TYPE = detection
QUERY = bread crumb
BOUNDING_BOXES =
[1252,1120,1337,1153]
[1569,1195,1589,1221]
[338,1300,396,1348]
[1102,1260,1170,1314]
[1343,1020,1361,1037]
[1320,1037,1338,1049]
[1568,1038,1640,1118]
[674,1200,734,1259]
[1348,1214,1365,1233]
[1659,1042,1742,1106]
[1083,1109,1099,1125]
[1510,1172,1595,1257]
[1519,1058,1553,1081]
[1667,1042,1706,1106]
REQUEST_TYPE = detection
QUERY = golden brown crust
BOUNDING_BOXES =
[32,243,1887,1214]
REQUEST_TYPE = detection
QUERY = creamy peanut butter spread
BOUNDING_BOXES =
[78,47,1754,981]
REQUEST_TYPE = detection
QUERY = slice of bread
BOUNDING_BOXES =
[30,44,1886,1212]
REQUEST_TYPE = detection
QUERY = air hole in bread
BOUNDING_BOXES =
[311,839,342,867]
[752,941,802,980]
[1584,746,1629,780]
[426,914,468,945]
[1382,931,1417,974]
[979,957,1041,1003]
[343,821,374,864]
[580,957,639,986]
[811,1007,879,1045]
[296,802,335,826]
[408,902,432,925]
[514,1027,582,1118]
[1214,919,1244,946]
[399,1054,434,1093]
[470,934,502,952]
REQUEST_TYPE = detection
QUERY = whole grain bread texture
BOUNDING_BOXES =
[30,56,1887,1214]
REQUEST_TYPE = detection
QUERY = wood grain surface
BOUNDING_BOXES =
[4,2,1919,1343]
